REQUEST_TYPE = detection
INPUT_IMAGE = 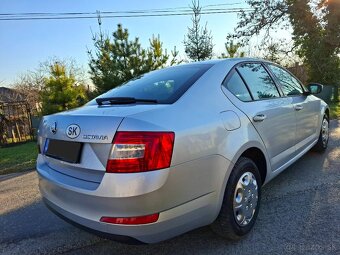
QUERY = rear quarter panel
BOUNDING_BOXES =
[118,60,271,219]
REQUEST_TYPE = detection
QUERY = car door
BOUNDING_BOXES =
[222,62,296,171]
[266,64,320,155]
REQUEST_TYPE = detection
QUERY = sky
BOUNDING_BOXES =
[0,0,249,86]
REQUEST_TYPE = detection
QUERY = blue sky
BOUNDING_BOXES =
[0,0,248,85]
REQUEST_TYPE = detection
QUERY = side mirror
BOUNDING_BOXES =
[307,83,323,95]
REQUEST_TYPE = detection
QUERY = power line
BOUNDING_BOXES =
[0,8,247,17]
[0,9,252,21]
[0,2,244,16]
[0,3,250,21]
[0,12,251,21]
[0,8,249,17]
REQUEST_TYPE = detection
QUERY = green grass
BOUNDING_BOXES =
[329,102,340,119]
[0,142,37,175]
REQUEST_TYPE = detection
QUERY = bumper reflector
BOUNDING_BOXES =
[100,213,159,225]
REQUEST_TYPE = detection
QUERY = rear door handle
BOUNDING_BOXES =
[294,104,303,111]
[253,114,267,122]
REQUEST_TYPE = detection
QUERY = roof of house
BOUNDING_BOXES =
[0,87,26,103]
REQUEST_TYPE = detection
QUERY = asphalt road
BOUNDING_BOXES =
[1,120,339,255]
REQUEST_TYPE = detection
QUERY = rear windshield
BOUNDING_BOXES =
[94,64,212,104]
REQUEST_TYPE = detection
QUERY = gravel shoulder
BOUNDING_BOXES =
[1,120,339,255]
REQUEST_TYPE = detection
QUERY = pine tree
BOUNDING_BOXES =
[220,40,245,58]
[88,24,171,95]
[41,63,87,115]
[183,0,214,61]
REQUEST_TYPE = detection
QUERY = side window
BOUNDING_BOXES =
[237,63,280,100]
[223,71,252,102]
[268,64,304,96]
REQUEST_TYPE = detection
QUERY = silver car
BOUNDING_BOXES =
[37,58,329,243]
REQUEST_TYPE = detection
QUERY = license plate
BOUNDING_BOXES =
[44,139,83,163]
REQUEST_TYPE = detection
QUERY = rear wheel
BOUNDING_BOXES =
[312,116,329,152]
[211,157,261,240]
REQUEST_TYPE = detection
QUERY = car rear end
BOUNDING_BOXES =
[37,110,223,243]
[36,62,232,243]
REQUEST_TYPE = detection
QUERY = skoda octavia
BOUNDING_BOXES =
[37,58,329,243]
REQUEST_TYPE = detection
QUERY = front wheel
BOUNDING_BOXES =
[312,116,329,152]
[211,157,261,240]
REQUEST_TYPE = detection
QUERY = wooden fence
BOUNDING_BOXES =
[0,101,34,146]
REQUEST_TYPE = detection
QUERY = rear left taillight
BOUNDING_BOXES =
[106,131,175,173]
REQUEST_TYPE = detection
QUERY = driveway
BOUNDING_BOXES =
[1,120,339,255]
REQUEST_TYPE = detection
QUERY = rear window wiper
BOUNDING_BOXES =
[96,97,158,105]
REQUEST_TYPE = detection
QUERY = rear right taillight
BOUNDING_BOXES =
[106,131,175,173]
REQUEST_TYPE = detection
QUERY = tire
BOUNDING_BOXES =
[211,157,262,240]
[312,116,329,152]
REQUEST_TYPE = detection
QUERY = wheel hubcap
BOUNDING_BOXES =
[233,172,258,226]
[321,118,329,147]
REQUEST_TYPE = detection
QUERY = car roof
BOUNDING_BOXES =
[177,58,274,67]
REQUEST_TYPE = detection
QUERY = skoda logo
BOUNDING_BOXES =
[50,122,57,134]
[66,124,81,139]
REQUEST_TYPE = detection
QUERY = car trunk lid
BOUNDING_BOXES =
[38,104,166,184]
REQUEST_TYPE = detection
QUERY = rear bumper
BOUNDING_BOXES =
[37,154,232,243]
[41,190,216,243]
[43,198,143,244]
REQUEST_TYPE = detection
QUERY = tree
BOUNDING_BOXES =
[170,46,183,66]
[220,40,245,58]
[183,0,214,61]
[13,71,45,113]
[88,24,174,95]
[13,58,90,115]
[41,62,87,115]
[229,0,340,99]
[262,40,282,63]
[289,0,340,88]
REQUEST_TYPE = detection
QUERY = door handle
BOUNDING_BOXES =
[253,114,267,122]
[294,104,303,111]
